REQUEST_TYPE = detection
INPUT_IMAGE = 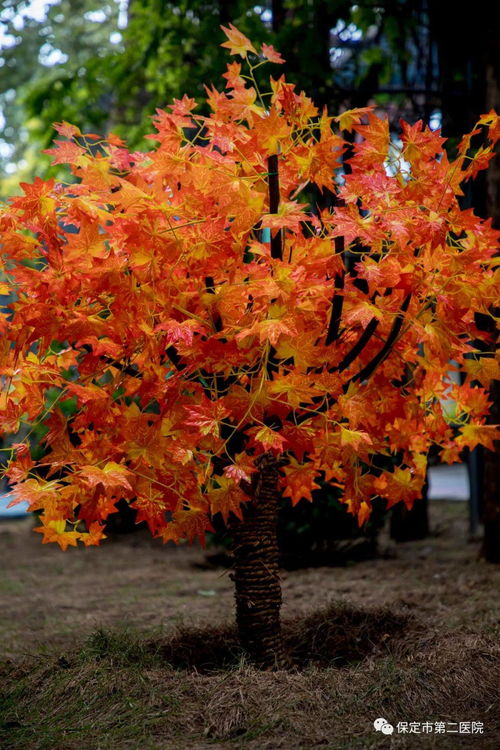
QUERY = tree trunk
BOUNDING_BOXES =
[481,379,500,562]
[230,454,287,669]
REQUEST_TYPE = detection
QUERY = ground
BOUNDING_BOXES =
[0,500,499,749]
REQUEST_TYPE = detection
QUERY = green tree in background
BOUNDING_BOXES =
[0,1,262,190]
[1,0,443,192]
[0,0,121,191]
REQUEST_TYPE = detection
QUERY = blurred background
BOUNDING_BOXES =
[0,0,498,561]
[1,1,499,208]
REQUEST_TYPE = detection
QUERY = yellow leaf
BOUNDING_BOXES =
[464,356,499,384]
[340,427,372,450]
[335,107,372,131]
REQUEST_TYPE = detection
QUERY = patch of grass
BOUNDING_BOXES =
[285,601,413,667]
[80,602,412,674]
[0,578,25,594]
[1,602,499,750]
[0,656,186,750]
[79,627,165,669]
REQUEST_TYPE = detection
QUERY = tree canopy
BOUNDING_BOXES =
[1,28,499,550]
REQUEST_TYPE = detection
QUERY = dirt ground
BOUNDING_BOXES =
[1,501,499,749]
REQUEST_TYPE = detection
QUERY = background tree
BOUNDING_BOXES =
[428,0,500,558]
[0,1,442,186]
[0,0,121,191]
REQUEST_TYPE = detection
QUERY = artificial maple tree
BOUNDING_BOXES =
[1,25,499,668]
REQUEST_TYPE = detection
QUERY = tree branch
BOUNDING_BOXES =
[330,283,400,375]
[325,267,345,346]
[80,344,142,378]
[290,293,412,426]
[80,343,185,379]
[351,293,411,383]
[336,317,380,372]
[268,154,282,261]
[205,275,223,332]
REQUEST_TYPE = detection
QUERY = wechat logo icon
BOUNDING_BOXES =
[374,718,394,735]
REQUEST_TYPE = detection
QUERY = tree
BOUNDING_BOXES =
[1,28,499,668]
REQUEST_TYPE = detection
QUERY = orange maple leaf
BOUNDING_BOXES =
[282,458,321,506]
[43,139,86,166]
[34,519,81,551]
[335,107,372,131]
[261,43,285,64]
[170,506,214,547]
[252,426,287,453]
[220,24,257,58]
[76,462,134,497]
[208,477,246,523]
[80,521,107,547]
[53,121,81,138]
[456,423,499,452]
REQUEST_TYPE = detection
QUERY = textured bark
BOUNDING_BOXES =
[230,454,287,669]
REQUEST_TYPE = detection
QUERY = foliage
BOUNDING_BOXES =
[0,28,499,551]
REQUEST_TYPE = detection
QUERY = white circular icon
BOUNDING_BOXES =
[374,717,394,734]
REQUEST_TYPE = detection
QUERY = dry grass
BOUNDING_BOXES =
[1,501,499,749]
